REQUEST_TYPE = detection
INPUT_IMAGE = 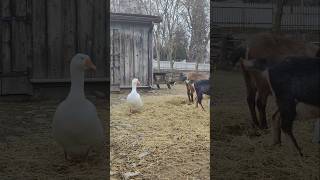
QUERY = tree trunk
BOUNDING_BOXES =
[154,27,161,72]
[195,61,199,72]
[157,45,161,72]
[156,38,161,72]
[169,47,174,72]
[272,0,288,32]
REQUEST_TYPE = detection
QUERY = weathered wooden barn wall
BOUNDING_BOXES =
[0,0,109,96]
[0,0,33,95]
[110,13,161,90]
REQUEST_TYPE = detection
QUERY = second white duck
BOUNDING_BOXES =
[127,78,143,113]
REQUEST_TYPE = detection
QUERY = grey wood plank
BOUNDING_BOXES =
[47,0,63,78]
[0,0,11,74]
[12,0,28,72]
[113,29,120,86]
[93,0,106,78]
[32,0,47,78]
[62,0,76,78]
[77,0,94,78]
[110,29,114,85]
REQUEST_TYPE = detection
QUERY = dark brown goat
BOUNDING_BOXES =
[240,32,320,129]
[185,72,209,103]
[243,56,320,156]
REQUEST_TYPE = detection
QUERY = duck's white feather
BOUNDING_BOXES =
[127,78,143,111]
[53,99,103,156]
[127,90,143,108]
[52,54,104,157]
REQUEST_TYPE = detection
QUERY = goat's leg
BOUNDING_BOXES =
[190,84,195,103]
[195,93,203,110]
[284,129,303,157]
[279,99,303,156]
[186,83,191,103]
[257,93,269,129]
[246,88,259,128]
[190,91,194,103]
[241,65,259,128]
[271,109,281,145]
[199,98,205,111]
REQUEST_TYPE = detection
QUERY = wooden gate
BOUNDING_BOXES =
[0,0,32,95]
[110,29,121,91]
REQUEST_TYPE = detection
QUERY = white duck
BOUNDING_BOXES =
[127,78,143,113]
[52,53,104,160]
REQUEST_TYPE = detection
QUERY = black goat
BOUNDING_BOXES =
[194,79,210,111]
[243,56,320,156]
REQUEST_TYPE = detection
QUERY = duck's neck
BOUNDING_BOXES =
[131,84,137,92]
[68,67,85,99]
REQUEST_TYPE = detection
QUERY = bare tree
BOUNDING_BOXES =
[141,0,182,72]
[158,0,182,71]
[272,0,288,32]
[182,0,209,71]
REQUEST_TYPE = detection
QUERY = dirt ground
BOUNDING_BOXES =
[212,70,320,180]
[0,97,108,179]
[110,83,210,179]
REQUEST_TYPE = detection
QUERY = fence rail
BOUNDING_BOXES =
[152,60,210,71]
[212,3,320,31]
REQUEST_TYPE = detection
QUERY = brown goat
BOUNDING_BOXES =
[240,32,320,129]
[185,72,209,103]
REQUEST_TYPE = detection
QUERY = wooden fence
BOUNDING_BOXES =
[153,60,210,72]
[212,2,320,32]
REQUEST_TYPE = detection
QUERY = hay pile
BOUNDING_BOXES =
[111,85,210,179]
[0,99,108,179]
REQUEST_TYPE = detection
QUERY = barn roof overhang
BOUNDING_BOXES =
[111,13,162,24]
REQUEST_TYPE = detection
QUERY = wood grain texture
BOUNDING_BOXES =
[0,0,109,95]
[62,0,76,78]
[93,0,106,77]
[0,0,11,74]
[77,0,94,78]
[111,21,154,88]
[32,0,47,78]
[47,0,62,78]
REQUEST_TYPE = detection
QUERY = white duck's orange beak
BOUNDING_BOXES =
[84,58,96,71]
